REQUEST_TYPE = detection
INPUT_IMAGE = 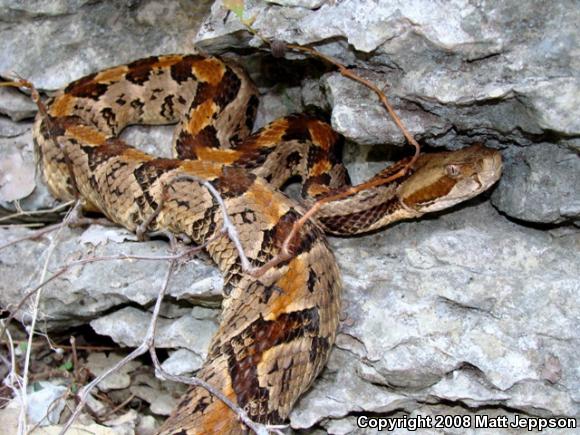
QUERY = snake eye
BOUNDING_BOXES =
[446,164,461,178]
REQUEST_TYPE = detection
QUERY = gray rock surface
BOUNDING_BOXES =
[0,0,213,90]
[0,0,578,433]
[161,348,205,376]
[491,144,580,224]
[86,353,141,392]
[0,225,223,329]
[0,128,59,213]
[26,381,68,426]
[0,87,38,122]
[324,73,449,146]
[91,306,218,356]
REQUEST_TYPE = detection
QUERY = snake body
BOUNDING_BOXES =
[32,54,502,433]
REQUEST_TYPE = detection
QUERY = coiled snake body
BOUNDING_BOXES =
[33,54,502,433]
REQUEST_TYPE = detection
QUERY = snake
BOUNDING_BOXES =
[32,54,502,434]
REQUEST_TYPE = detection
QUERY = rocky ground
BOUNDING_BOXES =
[0,0,578,434]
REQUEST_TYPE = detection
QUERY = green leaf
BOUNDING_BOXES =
[59,360,73,372]
[223,0,245,19]
[17,342,27,352]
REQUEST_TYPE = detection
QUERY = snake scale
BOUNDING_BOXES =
[32,54,502,434]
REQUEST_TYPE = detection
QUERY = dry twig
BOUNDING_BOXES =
[0,250,199,342]
[0,200,75,224]
[15,201,80,434]
[0,221,65,252]
[216,7,424,277]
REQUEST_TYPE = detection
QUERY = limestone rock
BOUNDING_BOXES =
[0,225,223,330]
[86,353,141,392]
[0,87,38,122]
[27,381,68,426]
[198,0,580,141]
[0,0,213,90]
[0,128,60,215]
[90,306,218,356]
[491,144,580,224]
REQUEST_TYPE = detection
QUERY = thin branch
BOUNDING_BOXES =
[70,336,80,385]
[0,200,75,224]
[219,16,424,278]
[0,320,24,408]
[150,338,277,435]
[0,249,200,343]
[17,201,79,435]
[4,340,122,352]
[0,78,47,117]
[0,223,45,229]
[157,174,254,272]
[99,393,135,420]
[57,259,177,435]
[0,222,64,252]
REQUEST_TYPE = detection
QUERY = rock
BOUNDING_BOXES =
[254,85,304,130]
[102,409,140,434]
[128,372,184,420]
[0,128,60,216]
[0,406,19,434]
[0,117,33,138]
[0,225,223,330]
[0,0,214,90]
[0,403,125,435]
[161,348,204,376]
[149,394,177,417]
[27,381,68,426]
[492,144,580,224]
[198,0,580,143]
[324,72,449,146]
[516,78,580,136]
[78,224,138,246]
[0,152,36,202]
[130,385,176,416]
[266,0,327,9]
[86,353,141,392]
[564,138,580,153]
[90,306,218,356]
[85,394,108,418]
[290,349,411,429]
[135,415,158,435]
[120,124,176,159]
[0,86,37,122]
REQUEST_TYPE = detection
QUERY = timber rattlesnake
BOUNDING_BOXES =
[33,54,502,434]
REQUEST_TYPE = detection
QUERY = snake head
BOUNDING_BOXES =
[399,144,502,214]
